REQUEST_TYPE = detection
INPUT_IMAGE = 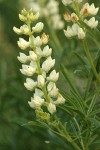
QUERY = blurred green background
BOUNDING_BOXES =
[0,0,99,150]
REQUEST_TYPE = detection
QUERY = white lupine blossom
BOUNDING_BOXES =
[37,75,45,88]
[17,52,30,63]
[47,70,59,82]
[29,51,38,61]
[77,28,85,39]
[32,22,44,33]
[28,96,44,108]
[34,88,44,97]
[20,65,36,76]
[47,103,56,114]
[63,1,99,39]
[81,3,99,16]
[71,13,79,23]
[54,94,65,105]
[84,17,98,29]
[17,38,30,50]
[42,57,55,73]
[24,78,37,91]
[14,9,65,116]
[42,45,52,57]
[34,36,42,47]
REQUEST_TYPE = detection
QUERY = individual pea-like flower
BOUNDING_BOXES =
[24,78,37,91]
[13,9,65,116]
[29,51,38,61]
[47,70,59,82]
[63,0,99,39]
[17,38,30,50]
[42,56,55,73]
[80,3,99,16]
[42,45,52,57]
[20,64,36,76]
[47,103,56,114]
[84,17,98,29]
[37,75,45,88]
[17,52,30,63]
[32,22,44,33]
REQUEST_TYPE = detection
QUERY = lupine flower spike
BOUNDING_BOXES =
[13,9,65,118]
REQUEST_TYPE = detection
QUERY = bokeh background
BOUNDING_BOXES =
[0,0,99,150]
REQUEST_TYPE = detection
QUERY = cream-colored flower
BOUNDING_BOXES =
[17,38,30,50]
[42,56,55,72]
[32,22,44,33]
[47,103,56,114]
[77,28,85,39]
[17,52,30,63]
[47,70,59,82]
[42,45,52,57]
[34,88,44,97]
[20,65,36,76]
[71,13,79,23]
[84,17,98,29]
[24,78,37,91]
[29,51,38,61]
[81,3,99,16]
[54,94,65,105]
[34,36,42,47]
[37,75,45,88]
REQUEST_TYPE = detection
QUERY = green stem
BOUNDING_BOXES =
[42,86,50,103]
[83,39,100,82]
[58,122,81,150]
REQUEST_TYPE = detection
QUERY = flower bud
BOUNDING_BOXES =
[20,64,36,76]
[17,52,30,63]
[17,38,30,50]
[42,56,55,73]
[24,78,37,91]
[30,12,40,22]
[37,75,45,88]
[42,45,52,57]
[47,70,59,82]
[64,12,71,22]
[47,82,58,97]
[32,22,44,33]
[19,14,27,22]
[29,51,38,61]
[47,103,56,114]
[13,26,22,35]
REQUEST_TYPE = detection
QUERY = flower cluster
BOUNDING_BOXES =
[13,9,65,115]
[63,1,99,39]
[23,0,64,30]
